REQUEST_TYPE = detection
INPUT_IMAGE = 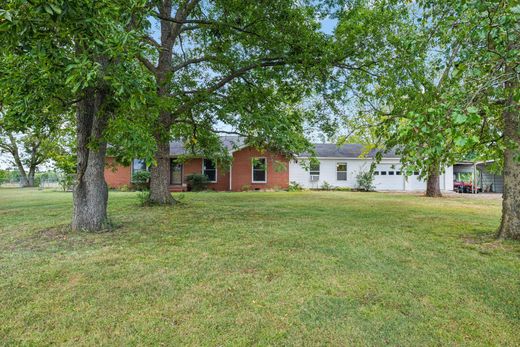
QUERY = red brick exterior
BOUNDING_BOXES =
[103,146,289,191]
[231,147,289,191]
[104,157,132,188]
[181,158,231,191]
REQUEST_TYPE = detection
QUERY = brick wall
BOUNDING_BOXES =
[104,157,131,188]
[105,148,289,192]
[231,147,289,191]
[181,158,230,191]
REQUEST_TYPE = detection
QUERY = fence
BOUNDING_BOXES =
[0,174,76,191]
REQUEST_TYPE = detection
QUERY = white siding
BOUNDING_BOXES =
[289,158,453,192]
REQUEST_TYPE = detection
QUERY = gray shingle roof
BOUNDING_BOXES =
[170,136,245,155]
[169,136,398,158]
[299,143,399,159]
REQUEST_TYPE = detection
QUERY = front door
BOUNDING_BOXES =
[170,160,183,185]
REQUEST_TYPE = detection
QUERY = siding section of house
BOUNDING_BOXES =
[104,157,131,188]
[289,158,453,191]
[231,147,289,191]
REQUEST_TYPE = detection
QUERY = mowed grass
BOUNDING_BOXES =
[0,189,518,346]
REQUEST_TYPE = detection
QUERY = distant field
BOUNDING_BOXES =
[0,188,518,346]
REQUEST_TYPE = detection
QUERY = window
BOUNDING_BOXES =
[389,171,395,175]
[336,162,347,181]
[203,159,217,182]
[381,171,387,175]
[396,171,401,175]
[132,159,147,176]
[374,171,380,175]
[309,162,320,176]
[252,157,267,183]
[414,171,420,176]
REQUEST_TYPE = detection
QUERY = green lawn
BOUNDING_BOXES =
[0,189,518,346]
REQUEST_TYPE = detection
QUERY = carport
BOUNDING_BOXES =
[453,160,503,193]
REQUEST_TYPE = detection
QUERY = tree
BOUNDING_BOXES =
[132,0,336,204]
[330,1,477,197]
[0,128,51,187]
[1,1,151,231]
[0,104,72,187]
[334,0,518,235]
[442,0,519,239]
[409,0,518,237]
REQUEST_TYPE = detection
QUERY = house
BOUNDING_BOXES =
[104,136,454,192]
[105,137,289,192]
[290,143,453,191]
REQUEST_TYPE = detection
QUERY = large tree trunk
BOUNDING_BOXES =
[71,89,110,232]
[17,169,29,187]
[147,3,176,205]
[425,167,442,197]
[7,133,30,187]
[497,70,519,239]
[149,134,175,205]
[27,167,35,187]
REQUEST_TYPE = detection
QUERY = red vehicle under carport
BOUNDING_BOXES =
[453,180,482,193]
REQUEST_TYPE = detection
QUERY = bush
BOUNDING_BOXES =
[32,175,42,187]
[186,173,209,192]
[320,181,334,191]
[58,174,75,192]
[356,171,375,191]
[240,184,252,192]
[132,170,150,191]
[137,190,151,206]
[288,181,303,192]
[119,184,131,192]
[334,186,352,192]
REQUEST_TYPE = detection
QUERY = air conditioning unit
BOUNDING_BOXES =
[310,175,320,182]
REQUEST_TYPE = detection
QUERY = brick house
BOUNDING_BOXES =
[105,136,456,192]
[104,136,289,192]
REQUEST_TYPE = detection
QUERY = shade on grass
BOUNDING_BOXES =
[0,189,518,345]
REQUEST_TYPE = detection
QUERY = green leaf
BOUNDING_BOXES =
[453,112,467,124]
[466,106,478,114]
[49,4,62,15]
[0,10,12,22]
[454,137,467,146]
[43,4,54,15]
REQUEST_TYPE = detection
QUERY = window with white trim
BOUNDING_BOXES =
[132,159,147,175]
[252,157,267,183]
[203,159,217,182]
[336,162,347,181]
[309,162,320,181]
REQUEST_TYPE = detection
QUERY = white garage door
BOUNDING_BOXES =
[373,166,404,190]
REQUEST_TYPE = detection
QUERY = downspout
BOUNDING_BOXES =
[229,163,233,191]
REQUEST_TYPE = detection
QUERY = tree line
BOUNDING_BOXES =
[0,1,517,238]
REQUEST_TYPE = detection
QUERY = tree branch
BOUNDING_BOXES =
[170,0,202,43]
[171,56,220,72]
[156,12,263,38]
[142,35,161,49]
[173,60,287,114]
[137,54,157,74]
